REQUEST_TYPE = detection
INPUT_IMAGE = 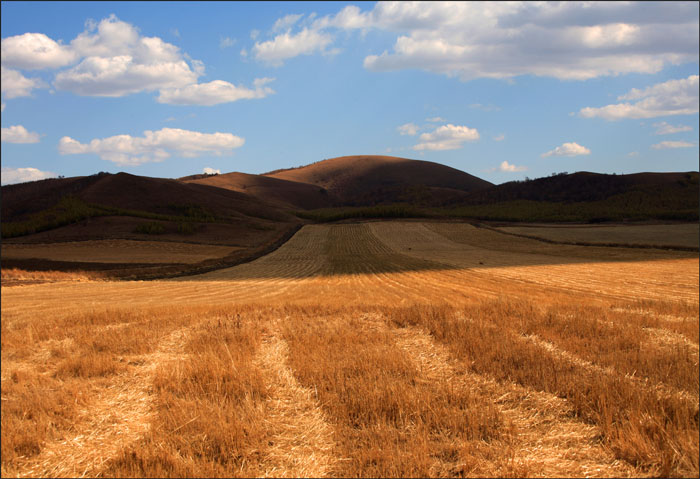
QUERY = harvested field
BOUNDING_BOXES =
[2,221,698,477]
[1,240,238,264]
[497,223,699,249]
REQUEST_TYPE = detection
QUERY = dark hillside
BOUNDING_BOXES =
[1,172,298,242]
[180,171,335,210]
[457,171,698,204]
[442,171,699,223]
[265,155,493,206]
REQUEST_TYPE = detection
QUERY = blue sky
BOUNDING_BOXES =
[1,1,698,185]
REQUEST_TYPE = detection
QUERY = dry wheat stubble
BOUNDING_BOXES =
[1,221,698,478]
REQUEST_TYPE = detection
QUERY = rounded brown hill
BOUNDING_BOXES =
[180,172,334,210]
[263,155,493,206]
[1,172,298,249]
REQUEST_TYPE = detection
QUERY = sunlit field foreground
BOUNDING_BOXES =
[2,222,698,477]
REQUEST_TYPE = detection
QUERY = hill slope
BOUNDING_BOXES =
[180,172,334,210]
[457,171,698,204]
[264,155,493,206]
[443,171,700,222]
[1,172,298,246]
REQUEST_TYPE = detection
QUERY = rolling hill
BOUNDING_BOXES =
[453,171,699,204]
[264,155,493,206]
[2,157,697,259]
[440,171,700,223]
[180,171,334,210]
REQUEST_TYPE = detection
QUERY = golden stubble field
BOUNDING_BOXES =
[2,221,698,478]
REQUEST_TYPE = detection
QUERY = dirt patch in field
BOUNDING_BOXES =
[1,240,239,264]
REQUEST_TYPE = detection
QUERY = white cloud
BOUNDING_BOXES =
[1,15,246,101]
[1,125,40,143]
[1,66,45,98]
[250,29,260,40]
[52,15,198,97]
[541,142,591,158]
[54,55,197,97]
[627,151,639,157]
[1,102,5,112]
[281,2,697,81]
[1,32,77,69]
[158,77,274,106]
[1,167,57,185]
[653,121,693,135]
[203,167,221,174]
[272,14,304,33]
[313,5,369,30]
[493,133,505,141]
[498,160,526,172]
[219,36,236,48]
[355,2,698,81]
[425,116,444,122]
[651,140,695,149]
[413,124,479,151]
[0,15,269,105]
[580,75,699,120]
[397,122,419,136]
[58,127,245,166]
[253,28,333,66]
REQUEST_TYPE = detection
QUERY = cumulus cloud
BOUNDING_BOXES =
[651,140,695,149]
[541,142,591,158]
[413,124,479,151]
[1,32,77,69]
[397,122,419,136]
[1,167,57,185]
[252,27,332,66]
[219,36,236,48]
[58,127,244,166]
[498,160,526,172]
[1,15,273,106]
[580,75,699,120]
[51,15,198,97]
[272,13,304,33]
[157,77,274,106]
[355,2,698,81]
[1,66,45,98]
[653,121,693,135]
[1,125,40,143]
[269,3,696,80]
[203,166,221,174]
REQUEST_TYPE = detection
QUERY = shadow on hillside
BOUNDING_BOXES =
[172,234,696,281]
